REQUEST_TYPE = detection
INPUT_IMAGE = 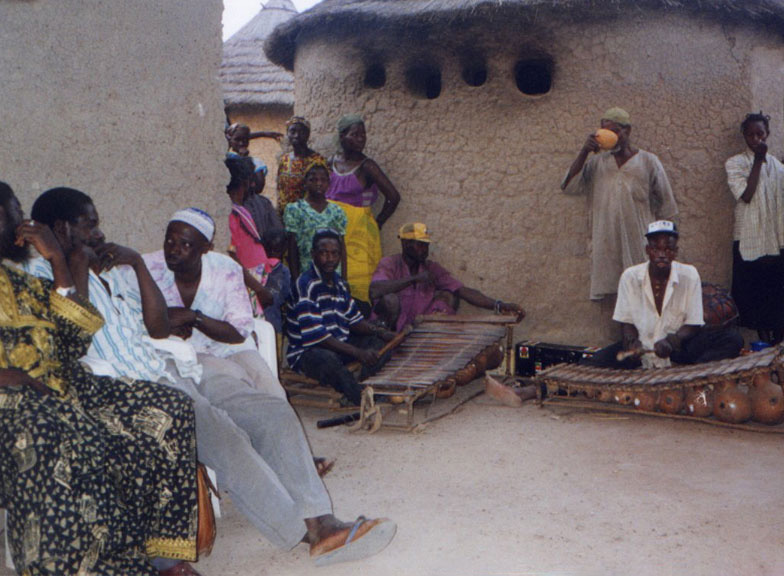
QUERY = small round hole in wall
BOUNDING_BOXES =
[405,63,442,100]
[514,59,552,96]
[364,63,386,89]
[462,60,487,87]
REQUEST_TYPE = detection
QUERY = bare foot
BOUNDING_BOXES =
[305,514,352,549]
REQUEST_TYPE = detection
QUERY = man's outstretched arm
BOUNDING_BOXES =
[456,286,525,321]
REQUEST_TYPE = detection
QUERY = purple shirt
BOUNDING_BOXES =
[326,163,378,207]
[371,254,463,331]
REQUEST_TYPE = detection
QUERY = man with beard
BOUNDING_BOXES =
[561,108,678,300]
[0,182,200,575]
[27,191,397,568]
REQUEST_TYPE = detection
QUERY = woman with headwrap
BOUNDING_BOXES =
[276,116,326,217]
[326,115,401,310]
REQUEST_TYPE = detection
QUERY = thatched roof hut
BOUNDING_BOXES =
[267,0,784,70]
[263,0,784,346]
[222,0,297,194]
[223,0,296,110]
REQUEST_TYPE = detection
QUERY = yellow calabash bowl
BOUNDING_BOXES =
[595,128,619,150]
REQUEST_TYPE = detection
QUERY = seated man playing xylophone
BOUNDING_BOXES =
[287,228,396,406]
[369,222,524,331]
[588,220,742,369]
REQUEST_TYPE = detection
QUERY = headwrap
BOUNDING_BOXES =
[304,156,330,177]
[337,114,364,135]
[601,107,631,126]
[286,116,311,130]
[170,208,215,242]
[334,114,365,151]
[251,157,268,176]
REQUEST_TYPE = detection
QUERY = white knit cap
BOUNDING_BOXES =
[169,208,215,241]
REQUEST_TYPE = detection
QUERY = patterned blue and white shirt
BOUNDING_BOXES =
[22,257,201,383]
[286,263,362,369]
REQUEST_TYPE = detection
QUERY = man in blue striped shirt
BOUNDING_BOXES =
[288,228,395,405]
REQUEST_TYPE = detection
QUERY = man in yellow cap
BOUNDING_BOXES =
[369,223,524,331]
[561,107,678,301]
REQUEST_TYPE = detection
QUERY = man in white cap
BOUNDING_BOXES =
[587,220,742,369]
[142,209,397,564]
[612,220,702,369]
[561,107,678,300]
[142,208,283,396]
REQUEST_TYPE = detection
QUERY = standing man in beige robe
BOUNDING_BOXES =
[561,107,678,300]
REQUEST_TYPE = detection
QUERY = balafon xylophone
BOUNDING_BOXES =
[537,345,784,433]
[349,314,519,432]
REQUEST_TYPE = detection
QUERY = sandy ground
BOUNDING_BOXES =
[3,392,784,576]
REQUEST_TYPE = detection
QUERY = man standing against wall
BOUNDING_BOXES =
[561,107,678,300]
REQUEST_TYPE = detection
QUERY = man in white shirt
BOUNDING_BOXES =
[612,220,703,369]
[586,221,741,369]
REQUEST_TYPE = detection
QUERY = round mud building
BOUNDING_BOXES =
[266,0,784,345]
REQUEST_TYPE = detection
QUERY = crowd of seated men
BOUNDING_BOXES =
[0,180,396,575]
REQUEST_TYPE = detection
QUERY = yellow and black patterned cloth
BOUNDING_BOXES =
[0,265,198,575]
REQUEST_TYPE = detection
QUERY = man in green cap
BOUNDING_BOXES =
[561,107,678,301]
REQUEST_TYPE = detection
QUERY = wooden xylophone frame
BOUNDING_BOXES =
[535,345,784,434]
[349,314,520,432]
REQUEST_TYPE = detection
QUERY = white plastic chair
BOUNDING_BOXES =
[253,317,278,375]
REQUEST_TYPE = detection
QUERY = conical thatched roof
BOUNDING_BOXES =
[222,0,297,109]
[265,0,784,70]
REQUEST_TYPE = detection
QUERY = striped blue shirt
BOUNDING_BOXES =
[286,264,362,368]
[22,257,179,383]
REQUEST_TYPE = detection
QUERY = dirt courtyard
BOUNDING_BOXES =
[205,394,783,576]
[3,393,783,576]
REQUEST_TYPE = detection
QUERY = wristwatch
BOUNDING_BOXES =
[55,285,77,298]
[193,310,205,327]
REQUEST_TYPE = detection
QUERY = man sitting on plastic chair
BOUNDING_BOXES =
[25,191,397,570]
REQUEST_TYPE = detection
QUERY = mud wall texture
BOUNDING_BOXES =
[226,106,292,209]
[0,1,228,252]
[290,11,784,345]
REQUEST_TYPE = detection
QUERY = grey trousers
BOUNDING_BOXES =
[200,349,286,400]
[161,359,332,549]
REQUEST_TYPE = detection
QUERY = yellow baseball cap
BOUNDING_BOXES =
[398,222,431,243]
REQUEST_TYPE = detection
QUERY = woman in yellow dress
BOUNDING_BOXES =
[326,115,400,312]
